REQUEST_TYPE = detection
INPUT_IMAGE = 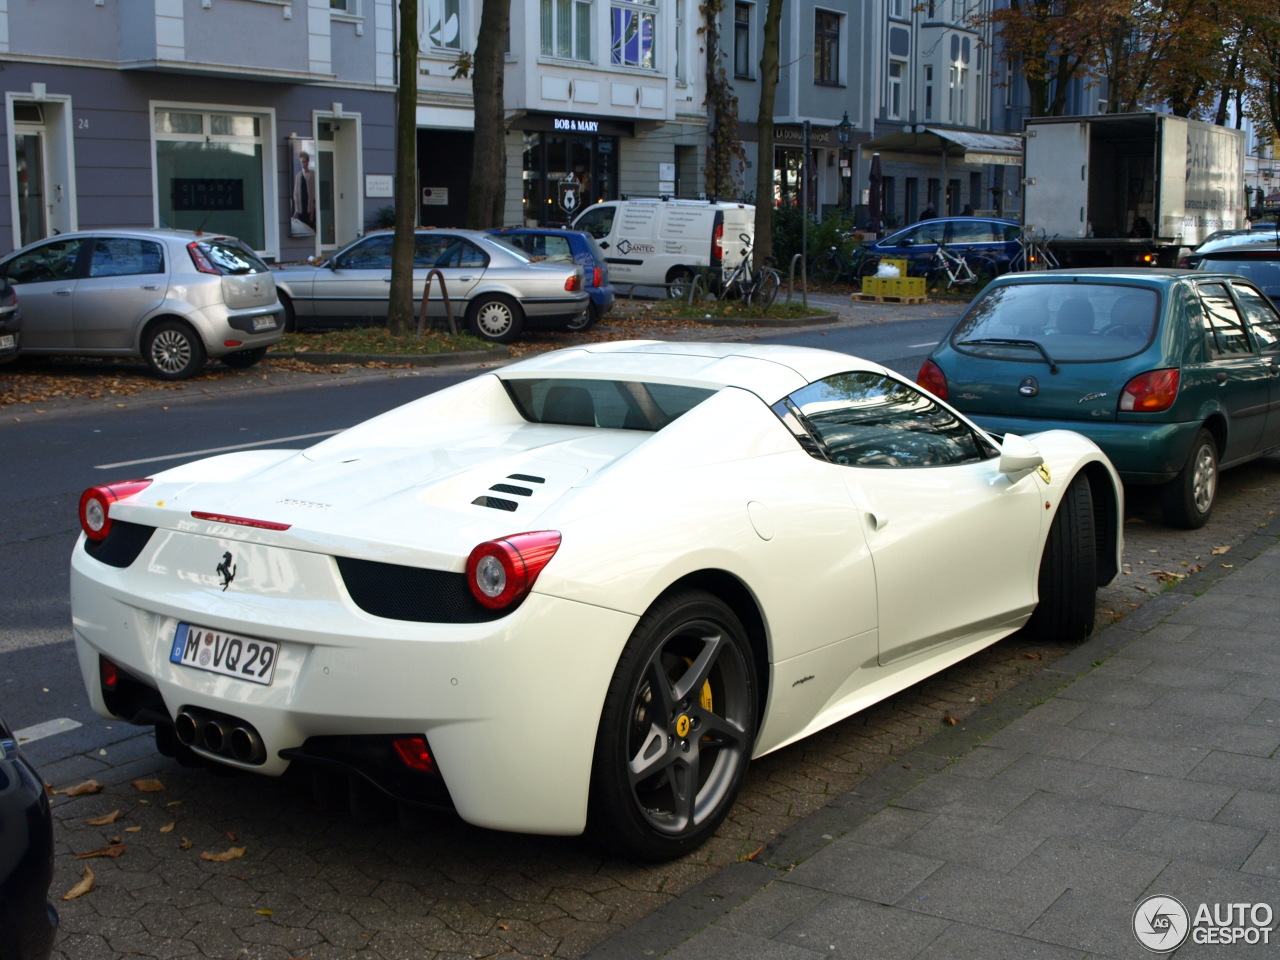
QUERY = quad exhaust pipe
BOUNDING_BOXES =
[175,707,266,764]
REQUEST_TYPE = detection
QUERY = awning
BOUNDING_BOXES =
[860,127,1023,166]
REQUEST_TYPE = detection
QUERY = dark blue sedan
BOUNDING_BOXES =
[488,228,615,330]
[0,716,57,960]
[865,217,1023,275]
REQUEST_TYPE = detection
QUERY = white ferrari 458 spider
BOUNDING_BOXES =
[72,341,1123,860]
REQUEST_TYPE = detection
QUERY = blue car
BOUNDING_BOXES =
[488,228,614,330]
[864,216,1023,275]
[0,716,58,960]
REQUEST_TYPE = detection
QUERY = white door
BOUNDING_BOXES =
[13,126,49,248]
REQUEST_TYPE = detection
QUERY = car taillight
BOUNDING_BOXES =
[589,266,602,287]
[1120,368,1179,412]
[465,531,561,611]
[392,736,436,773]
[565,273,582,292]
[712,222,725,261]
[100,657,120,692]
[187,241,220,275]
[917,359,949,400]
[79,479,153,541]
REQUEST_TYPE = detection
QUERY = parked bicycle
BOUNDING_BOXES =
[721,234,782,308]
[925,242,998,291]
[810,233,881,286]
[1009,224,1060,271]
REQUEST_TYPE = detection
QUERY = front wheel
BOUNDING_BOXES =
[667,268,694,301]
[1160,428,1218,529]
[754,268,781,308]
[588,590,758,861]
[467,294,525,344]
[811,251,842,285]
[144,320,206,380]
[1025,473,1097,643]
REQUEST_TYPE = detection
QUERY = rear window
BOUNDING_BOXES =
[1199,258,1280,292]
[952,282,1159,362]
[197,239,269,275]
[503,377,717,431]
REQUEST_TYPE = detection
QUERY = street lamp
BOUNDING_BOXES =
[836,112,853,213]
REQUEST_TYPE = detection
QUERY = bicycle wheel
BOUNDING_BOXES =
[754,268,781,308]
[811,251,843,285]
[966,256,998,283]
[854,251,881,280]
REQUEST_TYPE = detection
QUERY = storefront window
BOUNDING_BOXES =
[611,0,657,69]
[154,107,267,251]
[522,132,618,226]
[773,148,817,213]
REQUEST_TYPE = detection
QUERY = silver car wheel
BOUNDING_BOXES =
[1191,442,1217,514]
[143,320,206,380]
[474,300,514,338]
[151,330,192,373]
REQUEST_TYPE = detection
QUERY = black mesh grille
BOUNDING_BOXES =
[507,474,545,484]
[489,483,532,497]
[84,520,155,568]
[472,496,518,511]
[336,557,505,623]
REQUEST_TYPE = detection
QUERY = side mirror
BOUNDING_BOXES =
[899,238,913,247]
[998,433,1045,481]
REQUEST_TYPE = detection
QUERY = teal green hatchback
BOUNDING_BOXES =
[919,268,1280,529]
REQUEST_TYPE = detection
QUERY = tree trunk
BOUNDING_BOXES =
[387,0,419,337]
[753,0,783,270]
[466,0,510,229]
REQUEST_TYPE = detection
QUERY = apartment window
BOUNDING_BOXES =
[924,64,934,120]
[890,0,905,16]
[426,0,461,49]
[330,0,350,11]
[888,61,905,118]
[814,9,840,85]
[541,0,591,60]
[612,0,657,69]
[734,3,753,78]
[153,107,268,251]
[949,64,968,124]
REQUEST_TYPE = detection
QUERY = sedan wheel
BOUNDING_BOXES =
[1025,473,1097,644]
[1160,429,1217,529]
[144,320,206,380]
[468,295,524,344]
[589,590,757,861]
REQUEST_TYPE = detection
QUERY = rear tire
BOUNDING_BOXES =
[565,304,594,332]
[754,268,781,308]
[667,268,694,301]
[588,590,757,861]
[467,294,524,344]
[143,320,206,380]
[1160,428,1217,529]
[1026,473,1097,643]
[278,292,297,333]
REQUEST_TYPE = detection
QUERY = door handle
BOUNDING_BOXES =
[54,288,72,296]
[141,284,160,290]
[1215,371,1228,384]
[865,511,889,532]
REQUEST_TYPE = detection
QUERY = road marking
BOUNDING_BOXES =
[14,717,83,743]
[95,431,343,470]
[909,341,940,348]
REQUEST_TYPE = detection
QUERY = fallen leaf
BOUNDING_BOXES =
[942,716,959,725]
[1212,545,1231,556]
[1151,569,1186,582]
[84,809,121,826]
[132,778,166,793]
[56,779,104,797]
[256,908,274,916]
[75,843,126,860]
[63,865,95,900]
[124,826,142,833]
[160,823,176,834]
[180,837,194,850]
[201,845,247,863]
[1021,652,1041,660]
[225,830,238,842]
[166,800,183,807]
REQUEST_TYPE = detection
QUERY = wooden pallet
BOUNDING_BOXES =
[850,293,929,305]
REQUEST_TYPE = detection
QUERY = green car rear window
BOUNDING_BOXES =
[953,283,1159,362]
[504,378,717,431]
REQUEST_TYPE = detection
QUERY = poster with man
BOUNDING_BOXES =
[289,137,317,238]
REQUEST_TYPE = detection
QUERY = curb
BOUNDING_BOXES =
[696,311,841,328]
[583,521,1280,959]
[273,347,508,366]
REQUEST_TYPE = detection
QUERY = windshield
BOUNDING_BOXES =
[503,377,717,430]
[953,282,1159,362]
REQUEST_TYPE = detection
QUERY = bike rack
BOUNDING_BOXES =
[787,254,808,304]
[414,269,456,338]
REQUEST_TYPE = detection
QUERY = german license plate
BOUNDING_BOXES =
[252,315,277,332]
[170,623,278,685]
[0,334,13,350]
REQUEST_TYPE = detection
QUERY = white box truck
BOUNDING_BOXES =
[1022,113,1246,267]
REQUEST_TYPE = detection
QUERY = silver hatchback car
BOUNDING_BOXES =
[273,229,589,343]
[1,229,284,379]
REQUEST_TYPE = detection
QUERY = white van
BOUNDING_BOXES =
[571,197,755,294]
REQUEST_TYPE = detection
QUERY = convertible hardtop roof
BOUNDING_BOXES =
[497,340,893,402]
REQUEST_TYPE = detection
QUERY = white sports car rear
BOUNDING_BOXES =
[71,342,1123,860]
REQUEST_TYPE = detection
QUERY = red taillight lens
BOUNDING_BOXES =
[565,273,582,292]
[79,479,153,541]
[589,266,602,287]
[392,736,436,773]
[712,222,725,260]
[187,241,219,275]
[1120,368,1180,412]
[917,359,949,400]
[100,657,120,692]
[465,531,562,611]
[190,511,291,531]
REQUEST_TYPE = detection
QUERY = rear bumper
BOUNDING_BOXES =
[971,413,1198,484]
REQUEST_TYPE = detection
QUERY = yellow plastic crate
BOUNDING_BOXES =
[886,276,926,297]
[860,277,894,296]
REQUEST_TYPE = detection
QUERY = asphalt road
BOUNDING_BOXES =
[4,308,1280,960]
